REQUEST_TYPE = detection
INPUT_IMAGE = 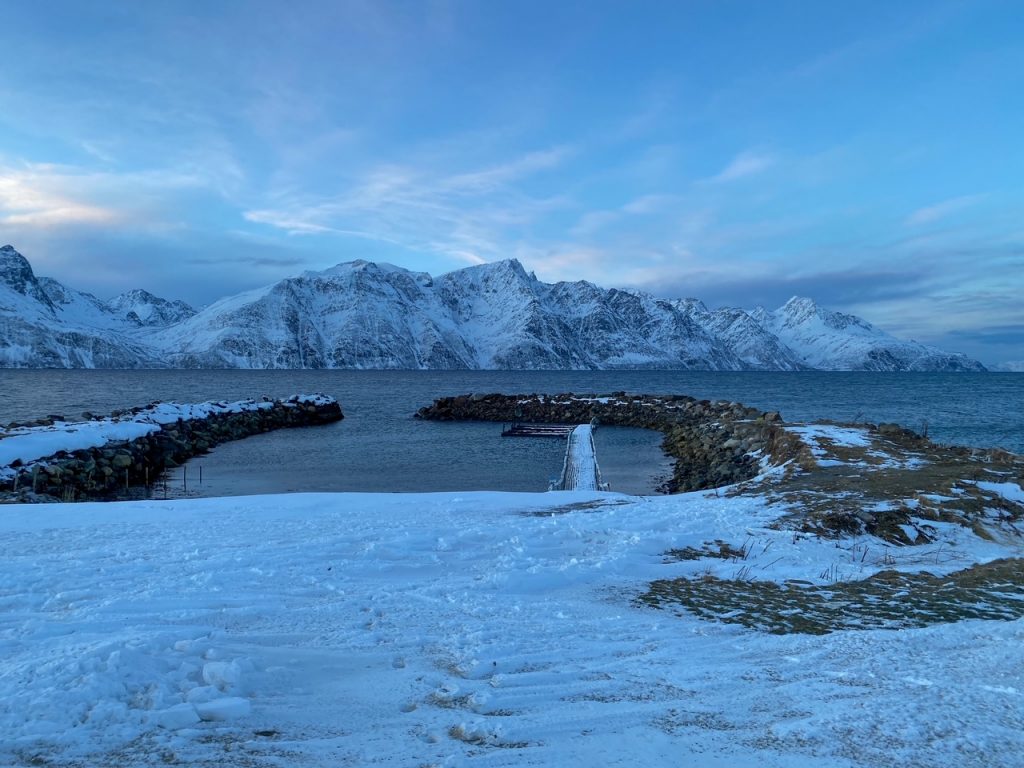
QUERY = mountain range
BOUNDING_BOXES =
[0,244,987,371]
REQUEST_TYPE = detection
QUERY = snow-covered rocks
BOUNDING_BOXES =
[0,394,343,501]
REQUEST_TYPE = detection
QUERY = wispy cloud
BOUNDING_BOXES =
[243,145,575,266]
[0,168,121,228]
[243,209,336,236]
[442,147,571,194]
[707,151,776,183]
[0,156,253,239]
[621,194,678,215]
[569,210,621,238]
[1,206,119,228]
[905,194,985,227]
[568,195,681,238]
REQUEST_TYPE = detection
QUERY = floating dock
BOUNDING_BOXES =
[501,423,575,437]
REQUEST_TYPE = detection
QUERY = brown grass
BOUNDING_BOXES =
[639,558,1024,634]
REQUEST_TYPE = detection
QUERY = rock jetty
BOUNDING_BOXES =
[416,392,803,493]
[0,394,342,502]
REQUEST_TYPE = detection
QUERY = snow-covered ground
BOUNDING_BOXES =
[785,424,872,451]
[2,487,1022,767]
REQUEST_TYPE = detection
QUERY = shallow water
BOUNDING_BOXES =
[1,370,1020,495]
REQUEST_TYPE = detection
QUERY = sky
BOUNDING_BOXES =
[0,0,1021,364]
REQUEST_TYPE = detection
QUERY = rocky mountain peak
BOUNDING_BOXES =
[114,288,158,303]
[0,244,55,309]
[779,295,818,318]
[673,298,710,316]
[463,258,531,281]
[749,306,771,327]
[0,245,35,285]
[776,296,873,333]
[107,288,196,327]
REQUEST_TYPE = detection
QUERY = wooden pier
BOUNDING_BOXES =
[550,424,609,492]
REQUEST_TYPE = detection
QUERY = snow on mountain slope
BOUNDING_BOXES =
[545,283,745,369]
[158,259,751,370]
[0,246,158,368]
[106,289,196,327]
[152,260,473,369]
[436,260,555,368]
[38,277,126,331]
[0,246,988,371]
[757,297,987,372]
[674,299,808,371]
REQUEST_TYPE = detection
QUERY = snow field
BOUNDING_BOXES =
[1,488,1022,766]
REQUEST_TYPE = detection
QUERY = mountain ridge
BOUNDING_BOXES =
[0,246,987,371]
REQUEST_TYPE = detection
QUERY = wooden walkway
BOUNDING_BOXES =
[550,424,609,492]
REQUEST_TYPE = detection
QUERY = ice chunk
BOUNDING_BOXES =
[195,697,252,722]
[153,703,200,730]
[202,660,242,691]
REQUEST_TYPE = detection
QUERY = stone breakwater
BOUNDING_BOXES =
[0,395,342,502]
[415,392,804,493]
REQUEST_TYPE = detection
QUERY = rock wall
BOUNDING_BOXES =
[415,392,803,492]
[1,396,342,502]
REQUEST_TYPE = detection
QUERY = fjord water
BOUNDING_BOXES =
[1,370,1021,496]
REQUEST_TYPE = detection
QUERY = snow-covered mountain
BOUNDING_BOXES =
[0,245,188,368]
[753,296,985,372]
[0,245,987,371]
[150,259,746,369]
[674,299,808,371]
[107,289,196,327]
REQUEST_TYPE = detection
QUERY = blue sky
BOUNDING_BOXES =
[0,0,1021,363]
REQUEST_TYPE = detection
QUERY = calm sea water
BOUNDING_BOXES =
[1,370,1020,496]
